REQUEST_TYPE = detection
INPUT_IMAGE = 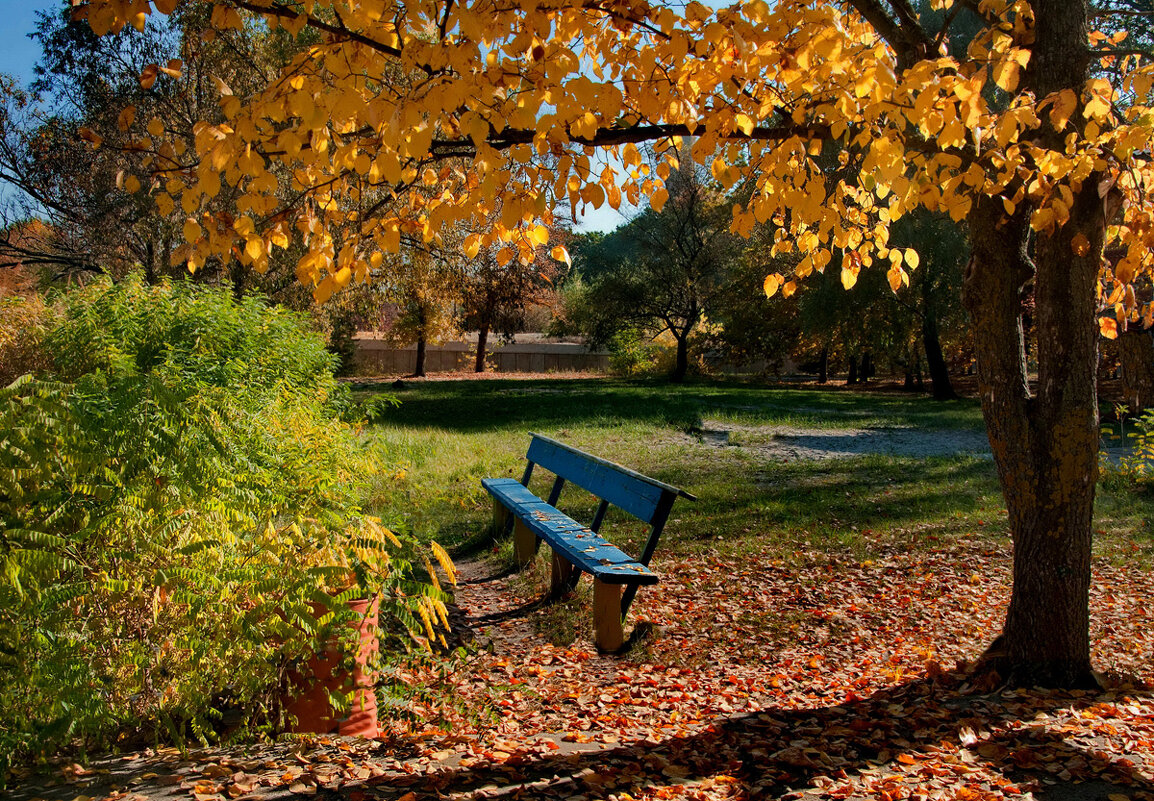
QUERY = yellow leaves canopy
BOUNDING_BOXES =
[82,0,1154,323]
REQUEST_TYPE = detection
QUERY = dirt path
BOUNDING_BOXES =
[689,421,992,461]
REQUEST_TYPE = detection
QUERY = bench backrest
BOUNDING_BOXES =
[525,433,689,525]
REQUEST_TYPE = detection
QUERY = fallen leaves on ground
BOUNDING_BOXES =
[21,539,1154,801]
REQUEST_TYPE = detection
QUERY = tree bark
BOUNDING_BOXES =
[1119,327,1154,413]
[818,346,829,384]
[671,332,689,383]
[144,238,157,285]
[846,355,858,385]
[923,311,959,400]
[414,333,427,377]
[962,0,1103,685]
[475,323,489,373]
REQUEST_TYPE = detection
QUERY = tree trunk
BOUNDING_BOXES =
[144,238,157,285]
[846,355,858,385]
[230,262,247,301]
[671,332,689,383]
[963,27,1103,690]
[475,323,489,373]
[1119,326,1154,413]
[414,334,427,377]
[818,347,829,384]
[861,351,873,383]
[923,311,959,400]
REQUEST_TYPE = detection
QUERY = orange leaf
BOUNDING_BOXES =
[140,64,159,89]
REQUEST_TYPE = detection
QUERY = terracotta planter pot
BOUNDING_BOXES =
[283,596,380,738]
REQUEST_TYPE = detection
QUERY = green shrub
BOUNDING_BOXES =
[607,328,672,375]
[0,277,448,773]
[1116,408,1154,488]
[0,294,53,385]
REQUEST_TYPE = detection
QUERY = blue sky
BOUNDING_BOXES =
[0,0,59,88]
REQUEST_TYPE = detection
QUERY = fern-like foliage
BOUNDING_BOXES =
[0,277,450,777]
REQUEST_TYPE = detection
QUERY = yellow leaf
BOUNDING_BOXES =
[606,182,622,210]
[734,113,755,135]
[147,117,165,137]
[154,0,179,13]
[887,265,907,292]
[314,277,336,304]
[464,235,482,260]
[124,174,141,193]
[117,106,135,132]
[904,248,919,270]
[841,266,858,290]
[550,245,572,266]
[1048,89,1077,131]
[156,192,174,216]
[1100,317,1118,339]
[495,246,514,266]
[530,224,549,246]
[160,59,182,78]
[650,187,669,212]
[241,237,262,262]
[763,273,782,298]
[183,218,202,244]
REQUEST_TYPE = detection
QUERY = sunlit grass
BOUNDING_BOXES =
[360,377,1154,566]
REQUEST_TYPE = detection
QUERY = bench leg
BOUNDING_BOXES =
[490,499,510,537]
[593,580,624,652]
[512,518,538,567]
[550,550,575,598]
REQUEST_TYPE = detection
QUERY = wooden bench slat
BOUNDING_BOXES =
[518,514,659,585]
[526,435,672,523]
[481,477,542,510]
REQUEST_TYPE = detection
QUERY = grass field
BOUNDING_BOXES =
[360,377,1154,565]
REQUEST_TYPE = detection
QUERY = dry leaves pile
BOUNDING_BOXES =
[23,540,1154,801]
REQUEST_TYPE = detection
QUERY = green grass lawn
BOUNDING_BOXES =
[360,377,1154,565]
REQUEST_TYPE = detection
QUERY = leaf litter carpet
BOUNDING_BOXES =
[14,540,1154,801]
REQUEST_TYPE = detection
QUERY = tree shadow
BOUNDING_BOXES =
[351,673,1153,801]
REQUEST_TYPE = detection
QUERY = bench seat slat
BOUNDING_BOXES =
[481,477,542,511]
[520,509,658,586]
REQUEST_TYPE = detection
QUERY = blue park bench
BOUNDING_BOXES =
[482,433,695,651]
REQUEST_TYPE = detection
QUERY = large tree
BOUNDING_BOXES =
[85,0,1154,687]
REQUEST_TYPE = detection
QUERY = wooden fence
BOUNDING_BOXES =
[352,337,610,375]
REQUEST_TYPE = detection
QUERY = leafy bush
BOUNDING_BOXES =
[0,293,53,385]
[607,328,674,376]
[0,277,448,773]
[1115,408,1154,488]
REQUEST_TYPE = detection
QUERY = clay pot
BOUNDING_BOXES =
[283,596,380,737]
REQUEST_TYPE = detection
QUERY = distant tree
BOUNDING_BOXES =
[380,246,461,377]
[460,219,567,372]
[565,147,739,382]
[0,6,310,295]
[888,210,968,399]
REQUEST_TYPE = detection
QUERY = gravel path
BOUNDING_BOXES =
[691,421,992,461]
